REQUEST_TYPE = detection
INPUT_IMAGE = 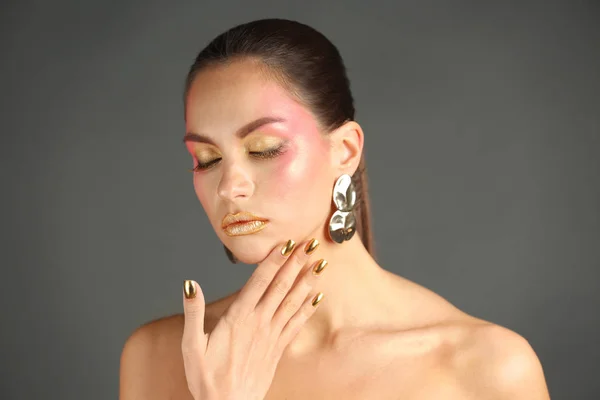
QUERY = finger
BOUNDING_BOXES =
[271,258,328,334]
[224,239,297,324]
[255,238,320,320]
[278,291,324,351]
[181,280,207,384]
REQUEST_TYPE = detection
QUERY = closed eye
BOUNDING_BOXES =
[249,145,286,159]
[193,158,221,171]
[191,145,287,172]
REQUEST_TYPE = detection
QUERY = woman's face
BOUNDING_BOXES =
[184,60,336,264]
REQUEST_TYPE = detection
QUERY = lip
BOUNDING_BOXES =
[222,211,269,236]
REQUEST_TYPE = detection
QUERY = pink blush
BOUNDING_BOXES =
[251,76,332,199]
[263,138,327,203]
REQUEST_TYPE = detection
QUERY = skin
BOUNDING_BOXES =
[119,59,551,399]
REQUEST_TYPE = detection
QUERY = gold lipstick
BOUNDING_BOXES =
[222,211,269,236]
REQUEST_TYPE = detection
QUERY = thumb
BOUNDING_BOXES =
[182,280,207,347]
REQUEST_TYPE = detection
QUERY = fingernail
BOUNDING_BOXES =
[281,239,296,257]
[312,259,328,275]
[312,292,324,307]
[304,238,319,255]
[183,280,197,299]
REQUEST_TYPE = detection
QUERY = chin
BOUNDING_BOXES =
[219,234,274,265]
[227,245,271,265]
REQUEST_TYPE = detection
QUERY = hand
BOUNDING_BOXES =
[181,238,327,400]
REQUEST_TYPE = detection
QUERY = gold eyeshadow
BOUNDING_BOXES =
[195,148,221,164]
[244,135,284,153]
[191,134,288,172]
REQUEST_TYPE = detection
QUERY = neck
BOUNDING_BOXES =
[284,231,397,356]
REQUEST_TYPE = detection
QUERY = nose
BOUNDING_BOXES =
[217,162,255,202]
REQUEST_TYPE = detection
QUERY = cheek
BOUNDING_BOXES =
[193,176,217,217]
[263,143,330,202]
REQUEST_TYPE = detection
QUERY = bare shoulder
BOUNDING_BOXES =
[451,321,550,399]
[383,276,550,398]
[119,292,237,399]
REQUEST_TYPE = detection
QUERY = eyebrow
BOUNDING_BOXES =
[182,116,286,145]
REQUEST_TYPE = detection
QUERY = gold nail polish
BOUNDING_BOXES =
[304,238,319,255]
[312,259,328,275]
[281,239,296,257]
[312,292,324,307]
[183,280,197,299]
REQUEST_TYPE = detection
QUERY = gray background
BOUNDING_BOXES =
[1,1,598,399]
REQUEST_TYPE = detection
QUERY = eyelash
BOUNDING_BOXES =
[193,146,286,172]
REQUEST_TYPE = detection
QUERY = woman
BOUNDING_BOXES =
[120,18,550,399]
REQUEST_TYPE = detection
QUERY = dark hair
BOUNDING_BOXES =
[184,18,374,261]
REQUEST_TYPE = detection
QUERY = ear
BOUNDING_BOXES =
[329,120,364,175]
